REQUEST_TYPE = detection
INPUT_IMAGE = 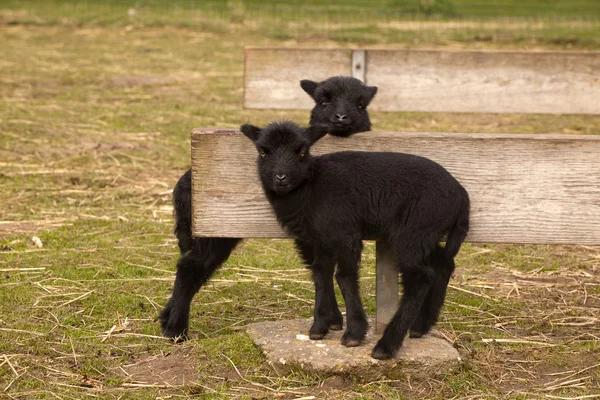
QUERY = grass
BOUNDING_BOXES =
[1,1,599,398]
[2,0,600,47]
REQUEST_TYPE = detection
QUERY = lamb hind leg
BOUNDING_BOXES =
[160,237,240,340]
[372,264,434,359]
[296,239,343,331]
[409,245,452,338]
[411,247,455,338]
[173,169,194,254]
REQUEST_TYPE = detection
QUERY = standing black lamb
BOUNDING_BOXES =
[241,121,470,359]
[160,77,378,339]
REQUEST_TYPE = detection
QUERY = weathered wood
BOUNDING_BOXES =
[244,47,600,114]
[244,47,352,110]
[375,241,398,333]
[351,49,366,83]
[368,49,600,114]
[191,129,600,245]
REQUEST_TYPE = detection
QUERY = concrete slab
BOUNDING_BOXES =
[245,318,461,380]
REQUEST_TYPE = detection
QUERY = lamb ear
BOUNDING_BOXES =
[365,85,378,104]
[305,123,330,146]
[300,79,319,100]
[240,124,261,142]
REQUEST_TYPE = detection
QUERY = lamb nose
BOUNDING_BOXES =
[336,114,347,121]
[276,174,287,181]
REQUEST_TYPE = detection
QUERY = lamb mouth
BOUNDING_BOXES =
[330,124,352,135]
[332,122,350,128]
[274,184,292,194]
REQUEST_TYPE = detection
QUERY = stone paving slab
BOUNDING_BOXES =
[245,318,461,380]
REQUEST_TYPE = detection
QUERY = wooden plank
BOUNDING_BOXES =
[367,49,600,114]
[244,47,352,110]
[243,47,600,114]
[376,241,398,333]
[191,129,600,245]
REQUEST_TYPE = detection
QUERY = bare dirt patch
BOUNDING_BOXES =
[118,347,201,387]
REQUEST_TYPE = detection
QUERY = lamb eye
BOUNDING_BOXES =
[298,151,306,159]
[357,104,364,109]
[259,150,266,158]
[320,100,329,106]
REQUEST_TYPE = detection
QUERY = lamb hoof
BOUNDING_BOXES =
[310,319,332,339]
[409,330,425,338]
[162,326,189,342]
[329,323,343,331]
[160,311,189,341]
[328,310,343,331]
[342,338,362,347]
[341,332,364,347]
[371,343,394,360]
[158,307,170,328]
[171,333,188,343]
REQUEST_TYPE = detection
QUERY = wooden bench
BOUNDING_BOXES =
[192,48,600,332]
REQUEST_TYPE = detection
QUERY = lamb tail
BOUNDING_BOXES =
[445,190,470,258]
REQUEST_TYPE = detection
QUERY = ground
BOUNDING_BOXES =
[0,2,599,399]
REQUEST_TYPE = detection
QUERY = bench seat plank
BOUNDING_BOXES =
[191,129,600,245]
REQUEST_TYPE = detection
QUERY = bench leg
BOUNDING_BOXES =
[375,240,398,334]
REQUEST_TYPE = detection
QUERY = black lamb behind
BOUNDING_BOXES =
[160,77,378,339]
[241,121,470,360]
[301,76,376,136]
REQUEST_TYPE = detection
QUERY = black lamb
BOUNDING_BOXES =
[160,77,378,339]
[240,121,470,359]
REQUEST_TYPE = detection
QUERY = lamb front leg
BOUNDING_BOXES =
[308,251,342,339]
[296,239,343,331]
[335,241,368,347]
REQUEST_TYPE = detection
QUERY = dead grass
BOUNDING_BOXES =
[0,7,599,400]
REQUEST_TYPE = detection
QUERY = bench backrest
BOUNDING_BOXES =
[244,47,600,114]
[191,130,600,245]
